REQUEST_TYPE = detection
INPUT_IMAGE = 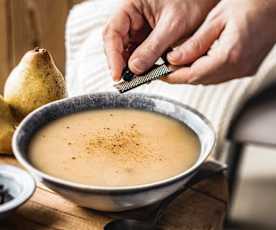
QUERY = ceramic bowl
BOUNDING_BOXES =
[0,165,36,219]
[13,93,215,212]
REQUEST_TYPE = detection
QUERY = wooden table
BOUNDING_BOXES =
[0,156,228,230]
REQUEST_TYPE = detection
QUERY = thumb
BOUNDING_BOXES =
[128,15,183,75]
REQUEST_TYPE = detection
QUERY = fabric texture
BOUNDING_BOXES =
[65,0,276,156]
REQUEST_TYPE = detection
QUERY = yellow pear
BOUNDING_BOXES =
[4,47,66,120]
[0,95,16,154]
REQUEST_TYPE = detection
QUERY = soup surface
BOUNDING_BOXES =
[29,109,200,187]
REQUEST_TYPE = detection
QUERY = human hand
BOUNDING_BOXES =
[165,0,276,84]
[103,0,219,81]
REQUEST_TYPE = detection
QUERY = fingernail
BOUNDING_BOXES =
[167,51,181,62]
[130,58,148,74]
[110,68,119,82]
[112,73,121,82]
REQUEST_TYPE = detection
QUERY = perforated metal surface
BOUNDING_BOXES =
[114,64,172,93]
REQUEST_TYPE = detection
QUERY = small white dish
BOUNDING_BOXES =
[0,164,36,219]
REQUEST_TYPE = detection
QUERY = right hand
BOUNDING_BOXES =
[103,0,219,81]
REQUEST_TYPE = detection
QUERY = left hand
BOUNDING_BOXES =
[165,0,276,84]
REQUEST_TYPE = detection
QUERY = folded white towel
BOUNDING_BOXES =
[65,0,276,155]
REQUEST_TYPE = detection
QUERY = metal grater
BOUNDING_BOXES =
[114,64,172,93]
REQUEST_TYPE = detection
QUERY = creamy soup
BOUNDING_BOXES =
[29,109,200,187]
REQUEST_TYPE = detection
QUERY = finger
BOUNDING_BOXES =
[104,33,126,81]
[103,8,131,81]
[128,12,186,75]
[188,55,227,84]
[187,24,242,85]
[162,67,192,84]
[167,18,224,66]
[163,50,226,84]
[193,54,224,79]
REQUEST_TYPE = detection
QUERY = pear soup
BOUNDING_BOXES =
[29,109,200,187]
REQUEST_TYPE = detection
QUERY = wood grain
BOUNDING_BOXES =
[0,0,10,93]
[0,156,227,230]
[26,0,70,72]
[9,0,69,72]
[9,0,34,67]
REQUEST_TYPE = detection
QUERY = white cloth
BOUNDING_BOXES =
[65,0,276,155]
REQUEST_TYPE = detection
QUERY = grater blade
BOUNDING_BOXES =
[114,64,172,93]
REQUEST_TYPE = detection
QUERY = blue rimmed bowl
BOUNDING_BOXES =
[12,93,215,212]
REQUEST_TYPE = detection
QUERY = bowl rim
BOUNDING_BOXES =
[0,164,36,214]
[13,92,216,193]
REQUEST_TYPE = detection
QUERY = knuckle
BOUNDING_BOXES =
[242,64,258,76]
[187,76,201,85]
[190,80,201,85]
[143,43,161,58]
[171,19,182,30]
[206,6,223,22]
[223,44,258,77]
[206,11,217,22]
[166,18,183,35]
[102,29,118,43]
[102,25,110,39]
[165,7,185,32]
[222,45,242,66]
[189,39,202,53]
